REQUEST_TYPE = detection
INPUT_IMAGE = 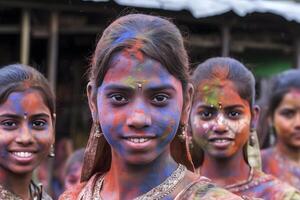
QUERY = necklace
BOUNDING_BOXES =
[224,167,254,191]
[94,164,186,200]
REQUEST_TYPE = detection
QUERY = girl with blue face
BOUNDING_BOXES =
[59,14,243,200]
[0,64,55,200]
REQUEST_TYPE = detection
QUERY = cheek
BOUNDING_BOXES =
[0,133,15,159]
[191,117,208,137]
[273,116,291,136]
[227,118,250,135]
[100,112,127,138]
[156,108,181,140]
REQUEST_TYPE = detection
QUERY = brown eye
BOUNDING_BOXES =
[280,109,296,119]
[1,120,18,130]
[32,120,47,130]
[227,111,241,119]
[151,94,169,105]
[109,93,128,105]
[199,110,214,120]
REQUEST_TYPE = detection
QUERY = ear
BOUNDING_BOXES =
[87,81,98,122]
[251,105,260,129]
[180,83,194,125]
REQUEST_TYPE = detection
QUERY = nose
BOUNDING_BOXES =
[127,110,152,129]
[15,125,34,145]
[212,114,228,134]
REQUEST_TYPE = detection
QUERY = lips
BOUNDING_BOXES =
[126,138,151,143]
[122,135,156,149]
[10,150,36,163]
[208,137,234,149]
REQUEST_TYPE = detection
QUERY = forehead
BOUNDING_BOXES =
[279,89,300,107]
[0,89,50,114]
[102,51,180,87]
[194,79,248,107]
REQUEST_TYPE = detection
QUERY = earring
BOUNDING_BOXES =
[94,123,103,138]
[247,128,262,170]
[187,136,194,149]
[178,125,187,142]
[249,128,256,146]
[48,144,55,158]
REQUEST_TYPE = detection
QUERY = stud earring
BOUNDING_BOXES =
[48,144,55,158]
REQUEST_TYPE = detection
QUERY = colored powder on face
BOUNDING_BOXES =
[113,31,137,45]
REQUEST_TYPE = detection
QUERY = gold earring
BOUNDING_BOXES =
[48,144,55,158]
[94,123,103,138]
[178,125,187,142]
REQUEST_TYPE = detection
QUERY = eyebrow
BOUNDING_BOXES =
[197,104,245,109]
[103,84,177,92]
[0,113,50,119]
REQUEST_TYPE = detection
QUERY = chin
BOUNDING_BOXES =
[8,165,35,175]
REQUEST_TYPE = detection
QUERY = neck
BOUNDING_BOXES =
[0,168,32,200]
[276,142,300,163]
[102,149,178,200]
[200,150,250,187]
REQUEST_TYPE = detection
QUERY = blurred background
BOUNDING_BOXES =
[0,0,300,198]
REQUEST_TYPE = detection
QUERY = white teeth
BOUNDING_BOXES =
[128,138,150,143]
[214,139,230,143]
[13,152,33,158]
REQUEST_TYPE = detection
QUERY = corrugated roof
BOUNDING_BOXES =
[83,0,300,23]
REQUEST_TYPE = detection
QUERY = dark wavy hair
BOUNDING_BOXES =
[0,64,55,118]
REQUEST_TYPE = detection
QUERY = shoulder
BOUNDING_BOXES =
[176,176,244,200]
[253,170,300,199]
[58,182,86,200]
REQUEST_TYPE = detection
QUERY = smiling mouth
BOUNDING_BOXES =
[126,138,151,143]
[209,138,233,143]
[12,152,33,158]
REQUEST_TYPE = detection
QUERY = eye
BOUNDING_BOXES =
[109,93,128,105]
[199,110,215,120]
[0,120,18,130]
[32,120,47,130]
[151,94,169,105]
[227,111,241,119]
[279,109,296,119]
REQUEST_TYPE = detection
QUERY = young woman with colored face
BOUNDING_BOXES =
[261,69,300,190]
[189,57,300,200]
[59,14,243,200]
[0,64,55,200]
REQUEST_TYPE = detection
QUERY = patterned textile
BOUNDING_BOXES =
[59,173,244,200]
[226,169,300,200]
[0,182,52,200]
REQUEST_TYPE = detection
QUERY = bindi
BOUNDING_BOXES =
[137,82,143,91]
[23,112,28,120]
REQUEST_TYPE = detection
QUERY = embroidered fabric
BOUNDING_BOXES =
[92,164,186,200]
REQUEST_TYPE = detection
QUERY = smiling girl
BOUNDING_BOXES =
[0,64,55,199]
[59,14,242,200]
[189,57,300,199]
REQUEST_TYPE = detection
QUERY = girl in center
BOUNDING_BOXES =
[189,57,300,200]
[59,14,242,200]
